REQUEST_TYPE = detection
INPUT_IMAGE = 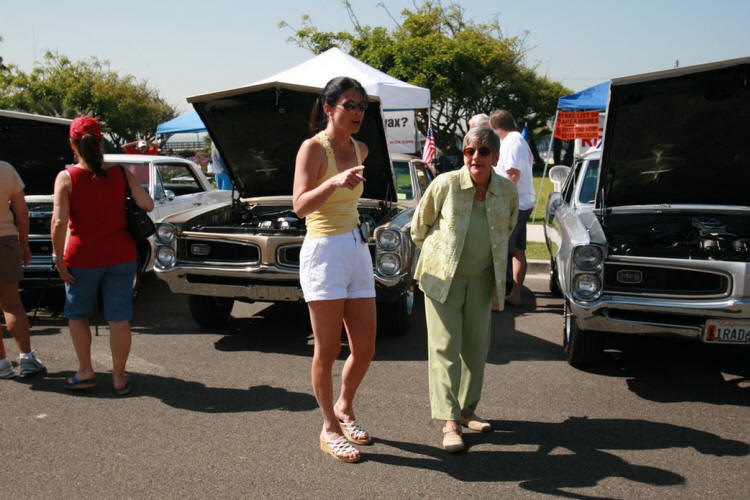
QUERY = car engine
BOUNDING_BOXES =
[605,213,750,261]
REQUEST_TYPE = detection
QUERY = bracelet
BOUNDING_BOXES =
[52,254,63,262]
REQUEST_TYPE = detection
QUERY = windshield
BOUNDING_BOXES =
[579,160,600,204]
[393,161,414,200]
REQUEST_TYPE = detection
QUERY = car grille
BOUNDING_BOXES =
[177,238,260,264]
[28,214,52,235]
[603,263,730,298]
[29,239,54,255]
[275,243,377,269]
[277,245,301,268]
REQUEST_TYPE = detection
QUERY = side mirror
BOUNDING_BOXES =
[164,189,176,201]
[548,165,571,192]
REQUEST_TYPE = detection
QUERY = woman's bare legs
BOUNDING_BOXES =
[108,320,131,390]
[308,297,375,458]
[308,299,347,441]
[68,319,95,381]
[335,297,376,422]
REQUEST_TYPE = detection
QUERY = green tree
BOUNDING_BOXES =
[281,1,570,159]
[0,51,175,147]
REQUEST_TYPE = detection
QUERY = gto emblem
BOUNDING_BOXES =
[190,243,210,256]
[616,269,642,284]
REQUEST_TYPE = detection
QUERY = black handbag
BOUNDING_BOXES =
[119,165,155,241]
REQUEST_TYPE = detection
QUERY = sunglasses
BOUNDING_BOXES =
[338,101,369,112]
[463,146,492,157]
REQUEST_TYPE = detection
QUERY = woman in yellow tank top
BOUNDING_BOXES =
[293,77,375,463]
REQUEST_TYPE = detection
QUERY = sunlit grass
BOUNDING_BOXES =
[530,168,555,224]
[527,240,550,261]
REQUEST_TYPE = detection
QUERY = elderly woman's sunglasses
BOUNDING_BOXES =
[463,146,492,157]
[338,101,369,112]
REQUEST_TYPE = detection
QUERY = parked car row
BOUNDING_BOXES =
[7,57,748,364]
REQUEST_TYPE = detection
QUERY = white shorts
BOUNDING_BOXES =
[299,229,375,302]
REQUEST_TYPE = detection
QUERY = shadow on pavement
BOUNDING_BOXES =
[22,370,317,413]
[585,338,750,407]
[368,416,749,498]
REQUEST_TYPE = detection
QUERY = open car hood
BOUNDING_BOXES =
[0,110,73,196]
[188,82,396,202]
[599,57,750,209]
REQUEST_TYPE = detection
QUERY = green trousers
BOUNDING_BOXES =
[424,272,494,420]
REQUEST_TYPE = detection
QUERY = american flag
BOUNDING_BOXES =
[422,124,436,166]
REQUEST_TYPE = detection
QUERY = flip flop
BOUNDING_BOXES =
[320,435,360,463]
[65,375,96,391]
[114,376,132,397]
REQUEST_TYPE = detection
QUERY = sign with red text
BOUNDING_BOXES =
[384,110,417,154]
[554,111,601,141]
[574,112,606,155]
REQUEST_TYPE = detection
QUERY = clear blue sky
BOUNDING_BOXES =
[2,0,748,113]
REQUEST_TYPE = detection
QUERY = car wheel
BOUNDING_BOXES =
[377,284,419,337]
[563,300,600,366]
[549,257,561,296]
[189,295,234,328]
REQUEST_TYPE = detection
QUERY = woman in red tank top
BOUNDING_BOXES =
[51,116,153,395]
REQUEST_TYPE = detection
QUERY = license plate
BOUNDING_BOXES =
[703,319,750,343]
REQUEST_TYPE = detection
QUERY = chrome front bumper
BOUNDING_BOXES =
[571,295,750,340]
[156,264,305,302]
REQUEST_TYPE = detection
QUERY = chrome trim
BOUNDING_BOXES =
[603,261,733,299]
[179,237,261,266]
[276,243,301,269]
[569,294,750,339]
[155,265,304,301]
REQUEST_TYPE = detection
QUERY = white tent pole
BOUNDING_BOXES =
[531,110,559,222]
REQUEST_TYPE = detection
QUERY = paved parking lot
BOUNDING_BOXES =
[2,273,748,498]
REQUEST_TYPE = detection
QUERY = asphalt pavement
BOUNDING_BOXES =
[2,273,748,498]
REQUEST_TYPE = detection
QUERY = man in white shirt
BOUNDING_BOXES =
[490,110,535,306]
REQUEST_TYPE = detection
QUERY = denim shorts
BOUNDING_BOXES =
[299,229,375,302]
[64,261,137,321]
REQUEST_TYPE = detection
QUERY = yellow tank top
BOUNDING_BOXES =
[305,131,363,238]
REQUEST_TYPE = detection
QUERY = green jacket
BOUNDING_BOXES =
[411,166,519,306]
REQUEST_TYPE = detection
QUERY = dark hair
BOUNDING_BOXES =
[73,134,105,179]
[309,76,368,134]
[489,109,518,132]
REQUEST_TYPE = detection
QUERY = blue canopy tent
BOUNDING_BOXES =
[533,81,609,219]
[156,111,206,134]
[556,81,609,111]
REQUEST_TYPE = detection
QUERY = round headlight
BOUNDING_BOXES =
[376,253,401,276]
[156,247,176,268]
[573,273,601,300]
[573,245,602,271]
[377,229,401,251]
[155,223,176,245]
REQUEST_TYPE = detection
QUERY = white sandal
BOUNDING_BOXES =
[320,435,361,463]
[340,419,372,445]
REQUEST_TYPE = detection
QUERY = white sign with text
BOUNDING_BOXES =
[383,110,416,154]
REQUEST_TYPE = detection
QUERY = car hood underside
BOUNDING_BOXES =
[600,58,750,209]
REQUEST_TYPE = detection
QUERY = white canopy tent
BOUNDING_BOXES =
[252,48,430,154]
[253,47,430,110]
[167,48,431,153]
